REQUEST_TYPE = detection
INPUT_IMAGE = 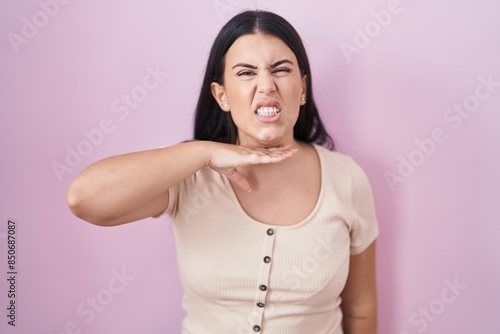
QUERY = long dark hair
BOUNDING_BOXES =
[193,10,334,150]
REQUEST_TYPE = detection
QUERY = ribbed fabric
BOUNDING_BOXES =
[163,144,379,334]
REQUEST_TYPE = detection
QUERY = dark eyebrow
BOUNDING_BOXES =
[231,59,294,70]
[270,59,294,68]
[232,63,258,70]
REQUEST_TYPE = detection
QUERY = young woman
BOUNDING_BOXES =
[67,10,379,334]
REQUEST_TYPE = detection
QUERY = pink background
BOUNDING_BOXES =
[1,1,499,333]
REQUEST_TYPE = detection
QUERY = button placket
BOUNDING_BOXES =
[251,227,276,332]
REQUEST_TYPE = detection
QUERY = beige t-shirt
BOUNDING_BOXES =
[164,144,379,334]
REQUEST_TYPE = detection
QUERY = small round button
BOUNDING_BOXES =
[267,228,274,236]
[263,256,271,263]
[253,325,261,332]
[256,302,265,308]
[259,284,267,291]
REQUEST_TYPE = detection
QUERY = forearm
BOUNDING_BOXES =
[67,141,208,224]
[340,242,378,334]
[341,302,377,334]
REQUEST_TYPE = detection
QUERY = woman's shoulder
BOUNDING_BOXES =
[313,144,355,170]
[313,144,372,195]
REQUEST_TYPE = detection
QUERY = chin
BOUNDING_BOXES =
[238,124,292,146]
[253,132,289,147]
[255,127,281,138]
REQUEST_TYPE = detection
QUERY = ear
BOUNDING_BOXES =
[211,82,230,112]
[300,75,307,106]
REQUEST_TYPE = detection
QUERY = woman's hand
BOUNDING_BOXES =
[205,142,298,192]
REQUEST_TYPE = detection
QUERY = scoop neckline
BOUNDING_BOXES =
[222,143,326,231]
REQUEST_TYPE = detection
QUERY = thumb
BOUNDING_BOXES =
[223,168,252,193]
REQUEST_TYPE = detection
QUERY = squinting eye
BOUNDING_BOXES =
[238,71,255,76]
[273,68,291,75]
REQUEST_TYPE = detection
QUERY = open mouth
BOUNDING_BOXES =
[255,106,281,117]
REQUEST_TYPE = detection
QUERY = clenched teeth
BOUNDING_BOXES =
[256,107,280,116]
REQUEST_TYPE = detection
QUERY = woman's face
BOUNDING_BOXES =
[211,33,307,148]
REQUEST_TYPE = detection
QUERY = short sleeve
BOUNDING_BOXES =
[166,183,181,217]
[349,158,379,254]
[151,184,179,218]
[153,166,224,220]
[152,172,197,219]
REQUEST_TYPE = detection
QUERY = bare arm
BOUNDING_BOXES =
[340,241,378,334]
[67,141,296,226]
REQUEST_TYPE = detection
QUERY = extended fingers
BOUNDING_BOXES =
[208,143,297,169]
[245,148,297,164]
[264,144,292,152]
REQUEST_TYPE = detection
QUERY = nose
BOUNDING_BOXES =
[257,72,276,95]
